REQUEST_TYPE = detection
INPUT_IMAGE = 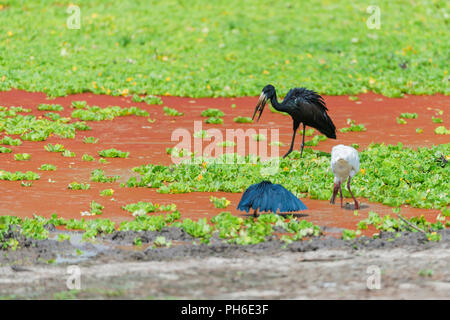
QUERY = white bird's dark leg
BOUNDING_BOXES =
[339,183,343,208]
[299,123,306,158]
[283,121,300,158]
[330,182,339,204]
[347,177,359,210]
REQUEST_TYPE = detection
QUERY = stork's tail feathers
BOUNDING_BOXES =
[315,113,337,139]
[237,181,307,214]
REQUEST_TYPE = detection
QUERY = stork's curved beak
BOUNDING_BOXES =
[252,92,268,122]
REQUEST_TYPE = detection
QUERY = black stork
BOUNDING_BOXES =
[237,181,307,217]
[252,84,337,158]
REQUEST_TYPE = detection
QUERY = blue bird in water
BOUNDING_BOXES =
[237,181,307,217]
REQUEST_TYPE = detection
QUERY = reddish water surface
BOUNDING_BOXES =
[0,89,448,234]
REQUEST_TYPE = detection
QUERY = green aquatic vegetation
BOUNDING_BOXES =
[201,109,224,118]
[304,135,327,146]
[299,128,315,137]
[98,158,109,164]
[61,150,76,157]
[348,96,359,101]
[0,2,447,98]
[163,106,183,117]
[82,154,95,162]
[90,201,104,215]
[71,101,87,109]
[340,119,367,132]
[399,113,418,119]
[270,141,284,146]
[122,202,177,214]
[45,112,62,121]
[21,181,32,187]
[416,128,424,134]
[204,117,224,124]
[37,104,63,112]
[14,153,31,161]
[179,218,213,244]
[133,237,142,246]
[68,182,90,190]
[396,117,407,124]
[83,136,99,144]
[435,126,450,135]
[153,236,172,248]
[126,143,449,210]
[90,169,121,183]
[98,148,129,158]
[210,196,231,208]
[71,106,149,121]
[342,229,358,240]
[432,117,443,123]
[119,211,181,232]
[133,94,163,105]
[233,116,253,123]
[39,164,56,171]
[351,143,360,149]
[0,170,40,181]
[0,136,22,146]
[73,121,92,131]
[0,146,12,153]
[100,189,115,197]
[44,143,65,152]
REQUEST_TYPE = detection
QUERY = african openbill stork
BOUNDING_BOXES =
[252,84,337,158]
[237,181,307,217]
[330,144,360,209]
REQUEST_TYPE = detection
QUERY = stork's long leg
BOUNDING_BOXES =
[347,177,359,210]
[339,183,343,208]
[283,121,300,158]
[299,123,306,158]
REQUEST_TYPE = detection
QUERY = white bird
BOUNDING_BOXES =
[330,144,360,209]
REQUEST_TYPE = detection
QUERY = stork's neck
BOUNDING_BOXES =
[269,89,287,112]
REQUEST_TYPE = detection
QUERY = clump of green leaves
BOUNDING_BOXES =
[100,189,114,196]
[201,109,224,117]
[0,136,22,146]
[205,117,224,124]
[71,101,87,109]
[44,143,65,152]
[340,119,367,132]
[0,146,12,153]
[14,153,31,161]
[68,182,90,190]
[434,126,450,135]
[98,148,129,158]
[399,113,418,119]
[210,196,231,208]
[83,136,99,144]
[91,169,121,183]
[37,104,63,111]
[163,106,183,116]
[233,116,253,123]
[39,164,56,171]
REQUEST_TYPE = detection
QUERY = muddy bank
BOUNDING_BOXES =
[1,227,448,267]
[1,232,449,299]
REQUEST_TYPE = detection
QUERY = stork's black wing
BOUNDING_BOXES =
[284,88,337,139]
